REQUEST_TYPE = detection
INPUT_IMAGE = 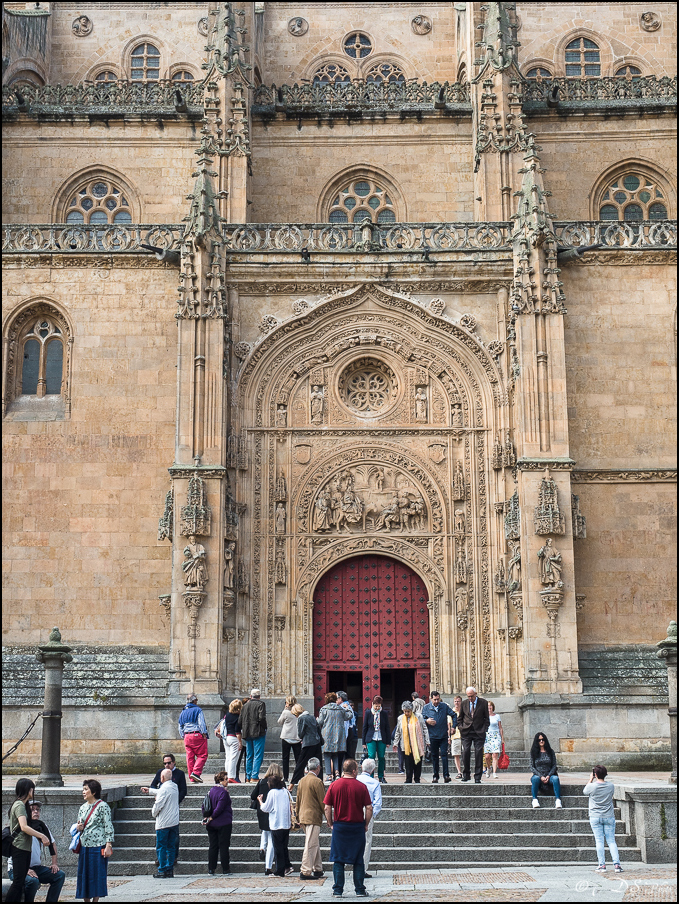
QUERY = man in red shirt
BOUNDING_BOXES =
[324,758,373,897]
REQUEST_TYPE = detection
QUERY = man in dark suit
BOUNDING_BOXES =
[458,686,490,783]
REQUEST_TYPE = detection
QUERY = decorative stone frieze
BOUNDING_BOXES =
[504,490,520,540]
[157,486,173,542]
[571,494,587,540]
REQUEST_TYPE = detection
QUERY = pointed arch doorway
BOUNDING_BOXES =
[312,555,430,731]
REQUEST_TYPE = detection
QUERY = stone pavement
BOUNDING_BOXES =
[7,865,675,903]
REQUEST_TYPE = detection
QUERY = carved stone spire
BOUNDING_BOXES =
[477,2,519,72]
[183,126,224,241]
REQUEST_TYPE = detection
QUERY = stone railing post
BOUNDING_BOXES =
[657,620,677,784]
[35,627,73,787]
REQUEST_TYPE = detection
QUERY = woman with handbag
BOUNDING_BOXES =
[258,773,295,877]
[450,696,463,779]
[483,702,504,778]
[5,778,50,903]
[75,779,114,902]
[392,701,430,784]
[202,771,233,875]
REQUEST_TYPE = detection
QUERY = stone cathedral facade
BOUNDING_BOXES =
[2,2,676,772]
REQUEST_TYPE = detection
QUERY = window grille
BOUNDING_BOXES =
[526,66,552,79]
[171,70,194,84]
[65,179,132,225]
[565,38,600,77]
[95,71,118,82]
[615,65,642,79]
[131,42,160,81]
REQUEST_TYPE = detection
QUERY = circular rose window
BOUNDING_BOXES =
[338,358,398,415]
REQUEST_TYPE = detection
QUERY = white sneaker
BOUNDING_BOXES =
[555,799,563,808]
[532,799,540,808]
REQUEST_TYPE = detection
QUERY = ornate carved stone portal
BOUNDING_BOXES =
[234,284,509,696]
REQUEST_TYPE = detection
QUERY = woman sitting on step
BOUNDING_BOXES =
[529,732,563,809]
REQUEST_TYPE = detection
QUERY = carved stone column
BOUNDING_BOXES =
[657,621,677,784]
[35,627,73,787]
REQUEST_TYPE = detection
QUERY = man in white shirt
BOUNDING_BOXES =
[141,768,180,879]
[357,758,383,879]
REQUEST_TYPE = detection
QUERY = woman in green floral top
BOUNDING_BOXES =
[75,779,114,902]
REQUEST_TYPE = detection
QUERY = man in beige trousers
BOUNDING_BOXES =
[295,757,325,879]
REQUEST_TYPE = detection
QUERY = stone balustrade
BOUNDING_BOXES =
[2,221,676,255]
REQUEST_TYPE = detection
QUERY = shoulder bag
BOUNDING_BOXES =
[498,742,510,771]
[71,800,102,854]
[2,824,21,858]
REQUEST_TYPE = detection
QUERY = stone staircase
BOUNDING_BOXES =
[109,781,641,874]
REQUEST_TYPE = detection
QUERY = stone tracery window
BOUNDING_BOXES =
[526,66,552,79]
[95,70,118,82]
[312,62,351,86]
[565,37,600,78]
[365,61,405,85]
[130,42,160,81]
[171,70,194,84]
[328,177,396,224]
[343,32,372,59]
[615,65,641,80]
[65,178,132,225]
[338,358,397,415]
[3,303,72,418]
[599,172,668,222]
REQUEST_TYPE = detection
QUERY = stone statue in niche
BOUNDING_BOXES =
[182,535,208,590]
[537,538,563,587]
[506,541,521,592]
[310,385,324,424]
[415,387,428,421]
[451,404,463,426]
[275,503,286,534]
[223,541,235,589]
[276,404,287,427]
[454,509,465,535]
[373,468,385,491]
[453,460,465,500]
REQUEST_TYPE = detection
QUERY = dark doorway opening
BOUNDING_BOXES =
[380,668,416,727]
[327,670,363,727]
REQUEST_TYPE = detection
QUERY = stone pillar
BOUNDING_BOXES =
[657,621,677,784]
[35,627,73,787]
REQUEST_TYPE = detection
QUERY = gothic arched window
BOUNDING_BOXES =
[130,42,160,81]
[328,177,397,224]
[526,66,552,79]
[171,70,194,84]
[599,172,668,221]
[615,65,642,80]
[365,62,406,85]
[3,303,73,418]
[565,37,600,77]
[64,177,132,225]
[312,62,351,86]
[95,70,118,83]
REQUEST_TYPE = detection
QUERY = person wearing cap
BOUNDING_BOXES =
[178,693,209,783]
[241,688,268,783]
[393,700,430,784]
[7,799,65,903]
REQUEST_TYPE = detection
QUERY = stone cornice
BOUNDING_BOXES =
[571,469,677,483]
[517,458,576,471]
[168,465,228,480]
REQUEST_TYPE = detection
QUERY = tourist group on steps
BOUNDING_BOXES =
[4,686,624,901]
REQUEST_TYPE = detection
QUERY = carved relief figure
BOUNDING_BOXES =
[223,541,235,589]
[275,503,287,534]
[454,509,465,535]
[506,541,521,592]
[398,490,425,531]
[276,404,287,427]
[313,487,334,532]
[537,538,563,587]
[453,460,465,500]
[182,535,208,590]
[415,387,428,421]
[451,404,463,426]
[338,476,364,530]
[374,494,400,531]
[310,385,324,424]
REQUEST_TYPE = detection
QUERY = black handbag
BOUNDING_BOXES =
[2,825,21,858]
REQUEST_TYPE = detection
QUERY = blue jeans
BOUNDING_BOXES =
[156,824,179,873]
[531,774,561,799]
[590,815,620,865]
[246,734,266,780]
[429,736,450,779]
[8,864,66,904]
[333,860,366,895]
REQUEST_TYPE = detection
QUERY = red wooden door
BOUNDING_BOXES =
[313,555,430,719]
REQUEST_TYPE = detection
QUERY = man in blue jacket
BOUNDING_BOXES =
[421,691,457,783]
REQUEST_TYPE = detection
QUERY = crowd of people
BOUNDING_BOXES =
[3,686,625,900]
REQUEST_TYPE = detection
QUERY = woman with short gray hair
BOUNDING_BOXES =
[392,701,430,784]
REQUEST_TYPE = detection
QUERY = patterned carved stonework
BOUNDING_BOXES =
[571,493,587,540]
[180,475,211,537]
[157,486,173,541]
[534,473,565,536]
[504,490,520,540]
